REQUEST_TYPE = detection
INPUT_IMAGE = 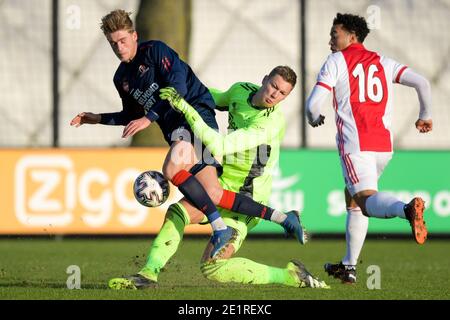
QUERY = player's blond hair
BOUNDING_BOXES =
[269,66,297,88]
[100,9,134,35]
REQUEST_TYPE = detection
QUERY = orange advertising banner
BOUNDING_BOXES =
[0,148,211,235]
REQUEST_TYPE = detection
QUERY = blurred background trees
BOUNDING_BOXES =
[132,0,192,147]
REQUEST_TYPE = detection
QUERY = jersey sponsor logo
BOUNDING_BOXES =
[131,83,160,111]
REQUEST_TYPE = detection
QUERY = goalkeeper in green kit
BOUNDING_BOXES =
[109,66,329,289]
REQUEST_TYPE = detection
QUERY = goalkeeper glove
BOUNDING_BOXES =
[159,87,190,114]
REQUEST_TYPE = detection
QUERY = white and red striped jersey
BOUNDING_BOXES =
[316,43,407,154]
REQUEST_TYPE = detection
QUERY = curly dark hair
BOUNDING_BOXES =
[333,13,370,43]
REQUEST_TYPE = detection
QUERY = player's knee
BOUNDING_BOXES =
[200,241,235,266]
[347,205,369,217]
[162,163,178,181]
[359,197,373,216]
[163,164,190,183]
[360,208,370,217]
[353,191,375,216]
[161,163,173,180]
[200,244,236,280]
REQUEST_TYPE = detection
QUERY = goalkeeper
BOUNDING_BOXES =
[109,66,328,289]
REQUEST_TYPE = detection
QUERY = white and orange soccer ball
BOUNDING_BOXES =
[133,170,170,207]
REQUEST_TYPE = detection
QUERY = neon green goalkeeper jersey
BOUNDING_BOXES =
[182,82,286,204]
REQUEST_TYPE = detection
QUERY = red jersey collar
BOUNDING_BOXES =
[344,42,365,51]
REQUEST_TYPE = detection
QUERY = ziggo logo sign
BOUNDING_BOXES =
[14,155,168,228]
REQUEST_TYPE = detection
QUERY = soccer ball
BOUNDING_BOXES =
[133,170,170,207]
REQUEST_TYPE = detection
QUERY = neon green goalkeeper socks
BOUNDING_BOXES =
[201,257,298,287]
[139,203,190,282]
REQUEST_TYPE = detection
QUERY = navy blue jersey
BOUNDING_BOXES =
[100,40,215,129]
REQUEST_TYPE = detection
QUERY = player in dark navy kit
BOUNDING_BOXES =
[70,9,304,260]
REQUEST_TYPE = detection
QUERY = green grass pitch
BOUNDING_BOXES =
[0,237,449,300]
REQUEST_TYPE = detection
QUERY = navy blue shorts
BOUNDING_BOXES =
[156,105,223,176]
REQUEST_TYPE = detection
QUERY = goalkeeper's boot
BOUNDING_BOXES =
[287,260,330,288]
[404,197,427,244]
[282,211,308,245]
[108,273,157,290]
[210,226,237,258]
[324,262,357,284]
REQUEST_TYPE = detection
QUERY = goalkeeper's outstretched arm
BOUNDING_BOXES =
[160,87,278,156]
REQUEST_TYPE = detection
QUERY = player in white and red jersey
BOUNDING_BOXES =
[306,13,432,284]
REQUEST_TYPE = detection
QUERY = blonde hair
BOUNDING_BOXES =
[269,66,297,88]
[100,9,134,35]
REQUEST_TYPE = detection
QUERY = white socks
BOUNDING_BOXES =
[341,192,407,266]
[210,218,228,231]
[365,192,406,219]
[342,207,368,266]
[270,210,287,224]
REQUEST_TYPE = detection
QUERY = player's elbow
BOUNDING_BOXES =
[414,77,431,101]
[421,77,431,93]
[410,73,431,93]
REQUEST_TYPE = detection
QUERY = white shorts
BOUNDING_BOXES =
[339,152,393,196]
